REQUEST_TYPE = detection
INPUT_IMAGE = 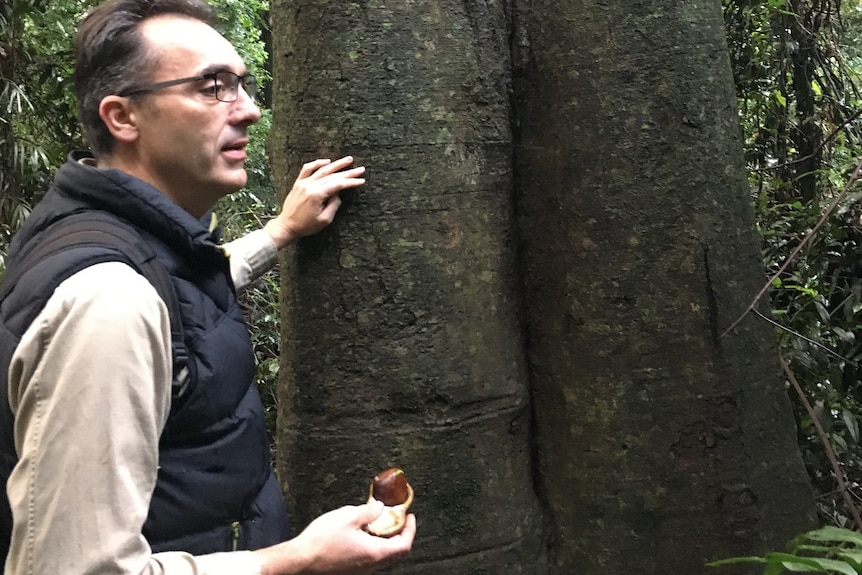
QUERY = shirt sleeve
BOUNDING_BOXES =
[224,229,279,293]
[5,262,263,575]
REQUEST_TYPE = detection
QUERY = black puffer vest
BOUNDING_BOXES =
[0,152,289,559]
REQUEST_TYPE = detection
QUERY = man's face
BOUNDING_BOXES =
[126,15,261,217]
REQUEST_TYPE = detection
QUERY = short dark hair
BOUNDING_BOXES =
[74,0,217,157]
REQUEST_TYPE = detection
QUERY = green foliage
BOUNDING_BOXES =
[216,109,281,439]
[709,526,862,573]
[0,0,94,263]
[214,0,271,92]
[725,0,862,524]
[208,2,281,432]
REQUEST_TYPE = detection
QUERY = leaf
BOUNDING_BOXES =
[804,527,862,548]
[767,552,823,568]
[797,558,859,574]
[797,545,840,554]
[815,300,830,322]
[707,556,767,567]
[836,551,862,572]
[833,434,849,452]
[842,411,860,443]
[811,80,823,97]
[765,552,857,573]
[833,327,856,344]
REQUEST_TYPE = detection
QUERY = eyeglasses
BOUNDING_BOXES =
[119,71,257,102]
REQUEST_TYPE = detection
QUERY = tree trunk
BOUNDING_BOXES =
[787,0,822,204]
[513,1,817,573]
[270,0,818,572]
[269,2,547,572]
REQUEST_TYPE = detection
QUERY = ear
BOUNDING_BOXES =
[98,95,140,144]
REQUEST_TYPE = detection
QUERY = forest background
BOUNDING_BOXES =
[5,0,862,554]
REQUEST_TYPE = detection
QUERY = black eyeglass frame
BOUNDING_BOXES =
[119,71,257,102]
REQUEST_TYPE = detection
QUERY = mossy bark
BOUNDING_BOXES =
[513,1,817,573]
[270,0,818,573]
[270,1,547,572]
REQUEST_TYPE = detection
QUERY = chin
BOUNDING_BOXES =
[216,173,249,193]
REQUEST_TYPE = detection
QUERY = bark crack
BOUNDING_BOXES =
[703,242,720,347]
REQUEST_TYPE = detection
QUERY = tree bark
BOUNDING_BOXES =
[513,1,817,573]
[270,1,547,572]
[270,0,818,572]
[787,0,823,204]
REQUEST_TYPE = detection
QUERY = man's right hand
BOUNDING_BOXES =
[254,501,416,575]
[264,156,366,249]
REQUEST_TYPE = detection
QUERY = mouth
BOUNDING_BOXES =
[221,139,249,160]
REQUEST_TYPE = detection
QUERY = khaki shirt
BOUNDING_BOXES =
[5,229,278,575]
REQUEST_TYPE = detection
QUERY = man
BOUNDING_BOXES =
[0,0,415,573]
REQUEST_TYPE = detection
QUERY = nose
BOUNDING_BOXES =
[231,86,261,125]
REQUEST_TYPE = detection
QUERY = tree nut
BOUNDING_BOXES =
[365,467,413,537]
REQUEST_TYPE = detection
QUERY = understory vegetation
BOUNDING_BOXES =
[724,0,862,529]
[4,0,862,536]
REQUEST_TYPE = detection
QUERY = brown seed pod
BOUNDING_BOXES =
[365,467,413,537]
[371,468,410,506]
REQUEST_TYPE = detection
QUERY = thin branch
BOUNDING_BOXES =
[782,354,862,529]
[751,109,862,173]
[721,156,862,337]
[752,309,857,366]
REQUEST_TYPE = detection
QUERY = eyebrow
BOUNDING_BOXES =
[196,64,249,77]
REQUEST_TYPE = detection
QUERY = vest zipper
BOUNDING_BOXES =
[231,520,241,551]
